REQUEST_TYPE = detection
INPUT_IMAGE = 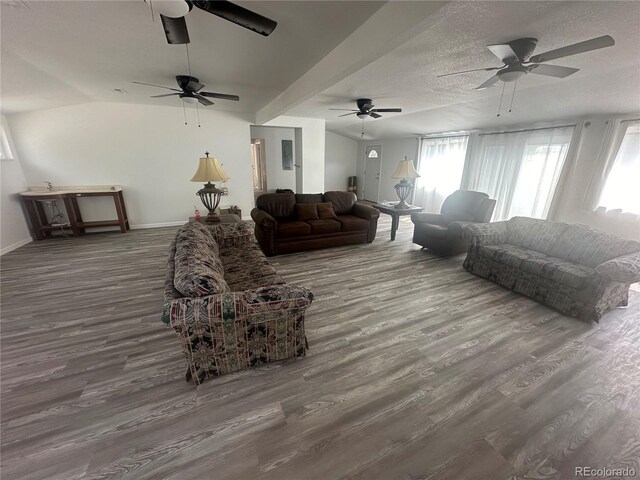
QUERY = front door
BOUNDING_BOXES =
[363,145,382,202]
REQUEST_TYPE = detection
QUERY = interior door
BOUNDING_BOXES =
[363,145,382,202]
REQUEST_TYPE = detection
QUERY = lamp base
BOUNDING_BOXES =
[394,179,413,210]
[205,210,221,223]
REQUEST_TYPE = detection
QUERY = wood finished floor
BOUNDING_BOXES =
[1,216,639,480]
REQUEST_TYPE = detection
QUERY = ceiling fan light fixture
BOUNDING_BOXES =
[497,66,528,83]
[152,0,190,18]
[181,95,199,104]
[356,112,369,119]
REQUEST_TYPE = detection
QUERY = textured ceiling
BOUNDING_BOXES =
[0,0,384,114]
[288,0,640,139]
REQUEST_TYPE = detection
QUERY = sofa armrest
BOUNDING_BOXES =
[352,203,380,220]
[463,221,509,246]
[411,212,444,225]
[169,284,314,383]
[208,222,255,249]
[595,252,640,284]
[251,208,277,230]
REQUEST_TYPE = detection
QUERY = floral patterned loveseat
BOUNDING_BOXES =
[162,221,313,385]
[463,217,640,322]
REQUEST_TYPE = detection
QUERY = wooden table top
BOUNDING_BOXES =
[372,203,424,215]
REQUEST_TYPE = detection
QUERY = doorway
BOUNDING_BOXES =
[363,145,382,202]
[251,138,267,202]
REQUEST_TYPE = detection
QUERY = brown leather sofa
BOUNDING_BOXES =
[411,190,496,256]
[251,191,380,256]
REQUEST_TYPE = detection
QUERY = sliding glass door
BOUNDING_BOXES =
[414,135,469,212]
[465,126,574,221]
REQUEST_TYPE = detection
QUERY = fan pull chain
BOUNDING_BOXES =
[508,77,518,113]
[182,100,187,125]
[496,81,506,117]
[361,118,365,138]
[185,44,192,77]
[196,102,201,127]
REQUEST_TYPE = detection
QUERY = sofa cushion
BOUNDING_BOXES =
[173,225,229,297]
[547,223,640,268]
[520,256,595,289]
[323,191,357,215]
[506,217,569,255]
[416,223,449,240]
[277,220,312,238]
[295,203,319,221]
[478,244,547,269]
[335,214,369,233]
[256,192,295,218]
[317,202,338,219]
[295,193,324,204]
[307,219,342,235]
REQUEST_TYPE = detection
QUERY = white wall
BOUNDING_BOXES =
[264,116,326,193]
[356,137,419,202]
[1,115,32,255]
[249,126,296,192]
[325,131,357,192]
[6,102,255,226]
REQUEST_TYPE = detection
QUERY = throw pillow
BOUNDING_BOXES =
[317,202,338,219]
[295,203,319,221]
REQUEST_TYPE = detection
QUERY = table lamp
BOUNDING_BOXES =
[391,156,420,209]
[191,151,230,222]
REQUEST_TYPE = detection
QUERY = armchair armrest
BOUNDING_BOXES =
[251,208,277,230]
[463,221,509,246]
[411,212,444,225]
[596,252,640,284]
[208,222,255,248]
[352,203,380,220]
[447,221,476,238]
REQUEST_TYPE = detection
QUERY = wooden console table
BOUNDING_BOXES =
[20,186,129,240]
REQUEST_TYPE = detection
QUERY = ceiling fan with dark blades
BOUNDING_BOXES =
[330,98,402,119]
[439,35,614,90]
[132,75,239,106]
[148,0,278,45]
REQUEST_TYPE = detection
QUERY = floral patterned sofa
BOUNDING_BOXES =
[162,221,313,385]
[463,217,640,322]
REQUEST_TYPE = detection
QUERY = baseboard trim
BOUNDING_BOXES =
[130,221,185,230]
[1,237,33,256]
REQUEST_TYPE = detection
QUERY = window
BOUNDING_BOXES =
[414,135,469,212]
[0,125,13,160]
[466,126,574,221]
[367,148,379,158]
[598,122,640,215]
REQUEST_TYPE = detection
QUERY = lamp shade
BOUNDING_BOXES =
[391,157,420,179]
[191,155,230,182]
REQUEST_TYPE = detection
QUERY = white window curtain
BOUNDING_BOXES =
[413,135,469,212]
[463,126,574,221]
[597,121,640,215]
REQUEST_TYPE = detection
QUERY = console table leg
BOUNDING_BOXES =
[63,197,82,237]
[113,193,127,233]
[23,199,45,240]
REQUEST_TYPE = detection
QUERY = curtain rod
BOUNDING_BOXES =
[621,118,640,124]
[479,123,576,136]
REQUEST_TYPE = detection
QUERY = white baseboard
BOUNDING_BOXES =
[1,237,32,256]
[130,221,186,230]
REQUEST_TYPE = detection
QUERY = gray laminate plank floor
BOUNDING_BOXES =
[1,217,639,480]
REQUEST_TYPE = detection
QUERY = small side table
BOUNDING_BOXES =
[372,204,424,241]
[189,214,241,224]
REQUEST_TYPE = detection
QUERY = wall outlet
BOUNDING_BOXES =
[222,187,229,196]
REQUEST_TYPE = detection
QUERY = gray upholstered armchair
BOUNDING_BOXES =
[411,190,496,256]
